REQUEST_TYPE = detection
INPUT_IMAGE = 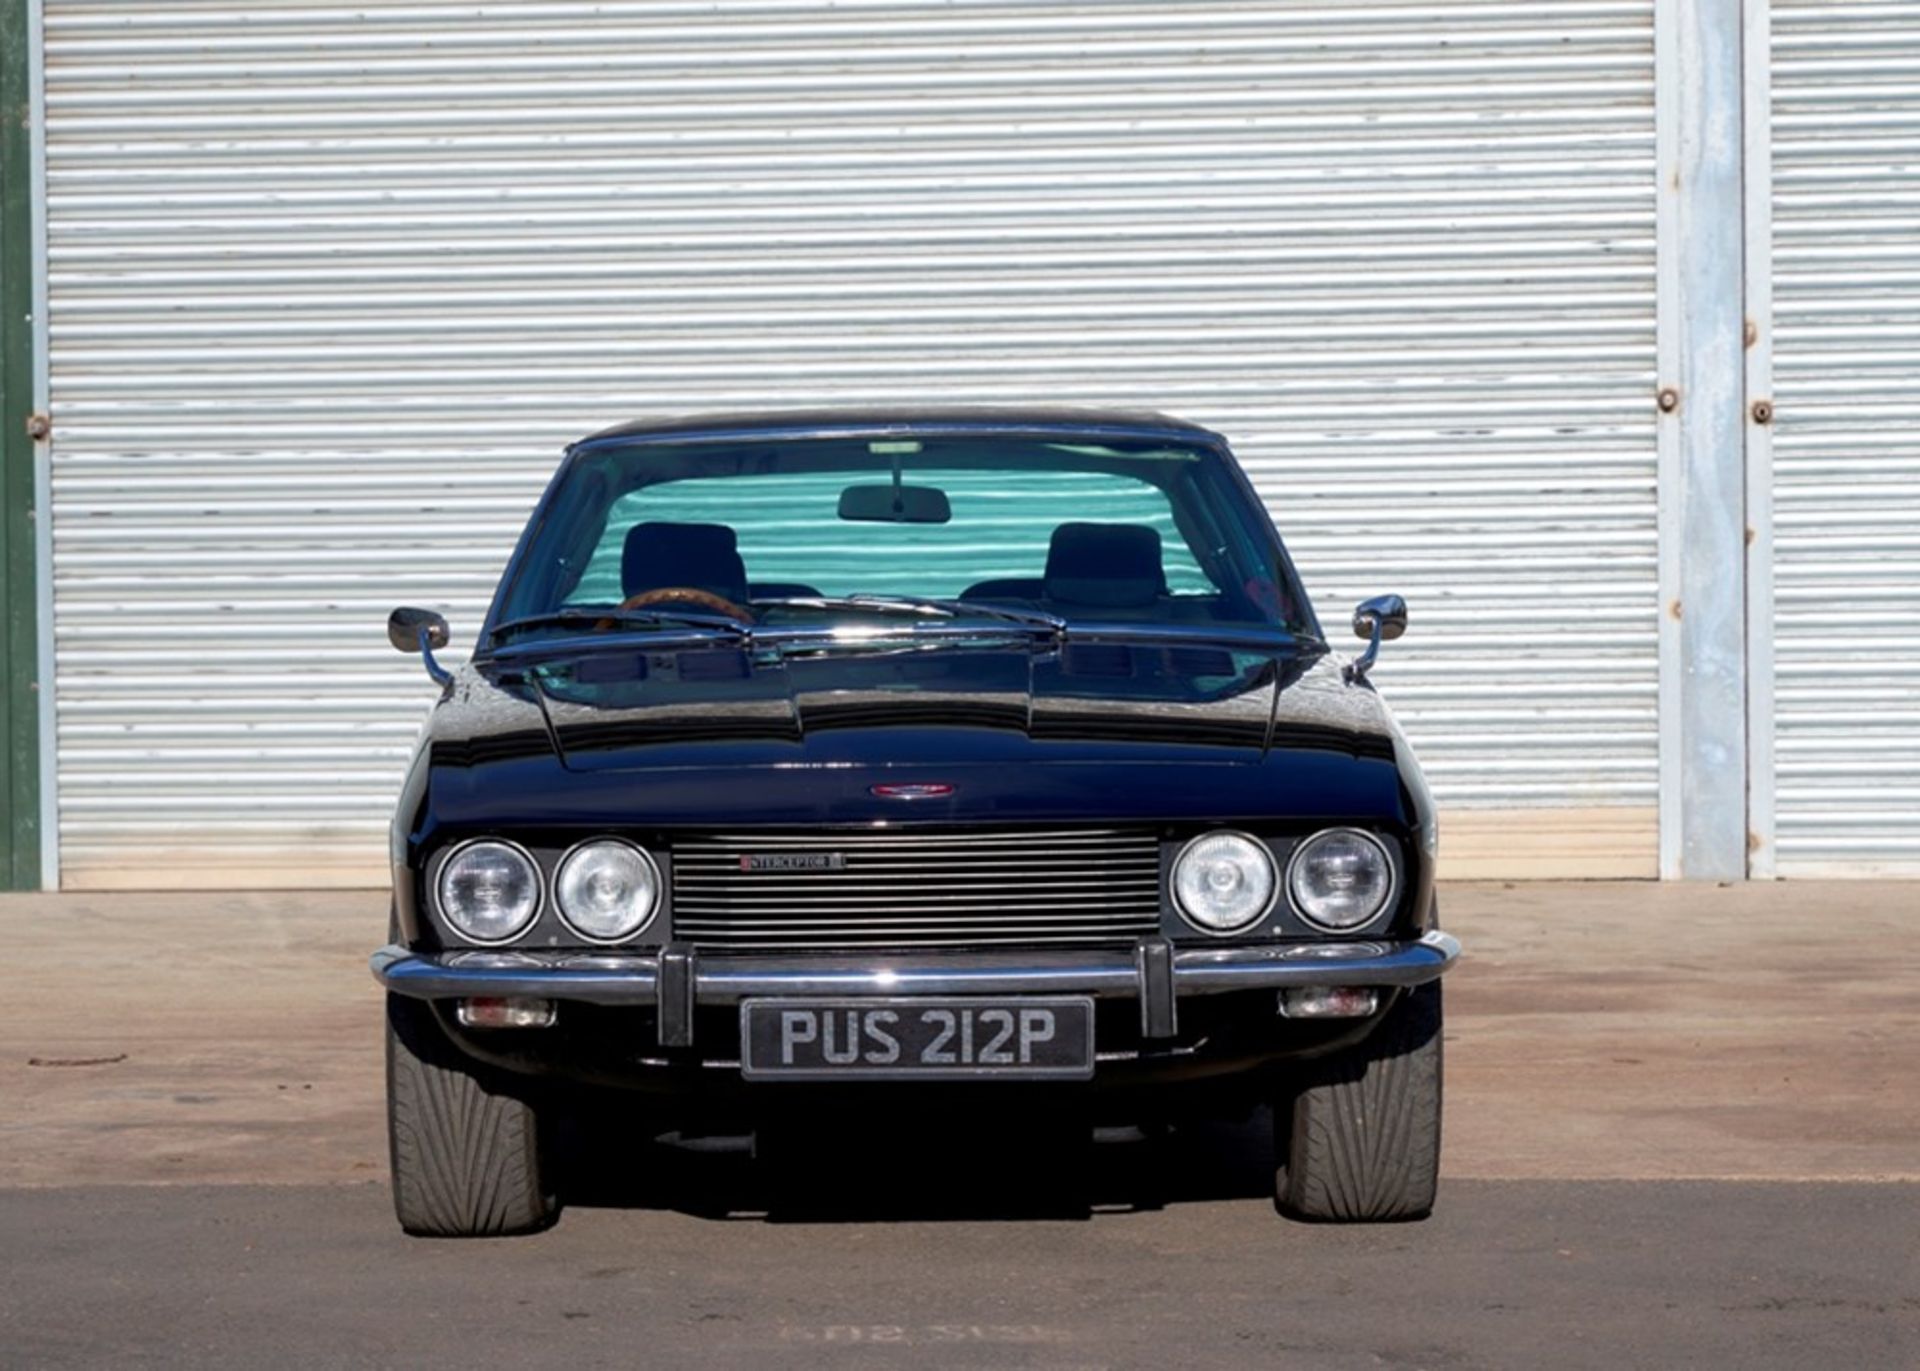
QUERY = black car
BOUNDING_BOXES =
[375,407,1458,1235]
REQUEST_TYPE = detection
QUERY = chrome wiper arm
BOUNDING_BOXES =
[755,593,951,619]
[754,593,1066,636]
[488,608,750,641]
[925,597,1068,634]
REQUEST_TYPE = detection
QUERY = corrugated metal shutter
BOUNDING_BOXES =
[39,1,1658,889]
[1770,3,1920,877]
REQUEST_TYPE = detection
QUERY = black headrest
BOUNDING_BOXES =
[959,577,1046,602]
[1043,523,1167,608]
[621,522,749,604]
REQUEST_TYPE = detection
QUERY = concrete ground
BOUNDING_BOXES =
[6,1179,1916,1370]
[2,882,1917,1368]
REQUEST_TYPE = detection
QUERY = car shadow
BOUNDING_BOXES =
[555,1104,1278,1222]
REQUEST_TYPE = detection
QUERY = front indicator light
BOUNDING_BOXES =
[1279,987,1381,1019]
[457,997,557,1029]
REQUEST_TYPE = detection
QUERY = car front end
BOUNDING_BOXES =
[373,408,1458,1235]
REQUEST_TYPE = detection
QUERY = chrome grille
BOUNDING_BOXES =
[670,829,1163,950]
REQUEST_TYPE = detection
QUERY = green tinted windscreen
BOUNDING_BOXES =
[566,468,1215,603]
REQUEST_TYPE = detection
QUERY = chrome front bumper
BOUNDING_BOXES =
[372,932,1459,1044]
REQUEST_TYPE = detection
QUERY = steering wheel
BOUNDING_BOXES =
[596,586,752,630]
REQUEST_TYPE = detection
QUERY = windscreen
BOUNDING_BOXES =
[492,435,1309,635]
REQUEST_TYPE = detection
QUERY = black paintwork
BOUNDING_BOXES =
[392,643,1433,942]
[388,409,1438,1090]
[574,404,1223,449]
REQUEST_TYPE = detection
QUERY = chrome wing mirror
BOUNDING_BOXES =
[1345,594,1407,683]
[388,606,453,686]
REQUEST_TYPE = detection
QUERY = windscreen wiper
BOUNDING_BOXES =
[754,594,1067,636]
[487,608,750,642]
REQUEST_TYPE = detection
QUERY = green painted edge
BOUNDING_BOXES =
[0,0,42,889]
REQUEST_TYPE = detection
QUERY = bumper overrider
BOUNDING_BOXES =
[372,932,1460,1048]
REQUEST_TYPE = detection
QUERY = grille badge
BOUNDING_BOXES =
[870,782,957,800]
[739,852,847,872]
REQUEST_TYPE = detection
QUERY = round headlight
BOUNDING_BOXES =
[555,839,661,944]
[1172,831,1277,934]
[1287,828,1395,930]
[436,839,541,945]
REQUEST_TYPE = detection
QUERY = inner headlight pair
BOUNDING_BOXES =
[436,838,660,946]
[1172,828,1394,935]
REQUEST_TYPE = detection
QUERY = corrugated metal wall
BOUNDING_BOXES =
[1770,2,1920,877]
[38,1,1659,888]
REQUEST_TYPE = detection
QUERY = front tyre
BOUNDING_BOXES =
[385,993,559,1237]
[1274,981,1443,1222]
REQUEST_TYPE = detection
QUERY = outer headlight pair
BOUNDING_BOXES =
[435,838,660,946]
[1171,827,1395,935]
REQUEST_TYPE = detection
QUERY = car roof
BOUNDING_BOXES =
[574,406,1228,450]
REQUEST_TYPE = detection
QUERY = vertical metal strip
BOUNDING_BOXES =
[0,0,41,889]
[1655,0,1749,879]
[1741,0,1775,879]
[1655,0,1684,879]
[28,0,54,889]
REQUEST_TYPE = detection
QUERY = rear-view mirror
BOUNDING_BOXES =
[838,483,952,524]
[388,606,454,686]
[388,606,451,653]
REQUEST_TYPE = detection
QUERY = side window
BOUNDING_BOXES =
[567,470,1215,603]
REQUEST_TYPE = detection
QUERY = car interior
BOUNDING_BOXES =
[619,519,1258,621]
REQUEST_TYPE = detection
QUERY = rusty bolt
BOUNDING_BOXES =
[1668,598,1683,621]
[1751,399,1774,425]
[1656,388,1680,413]
[25,413,51,441]
[1744,320,1758,348]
